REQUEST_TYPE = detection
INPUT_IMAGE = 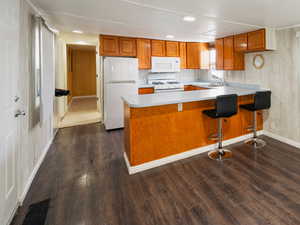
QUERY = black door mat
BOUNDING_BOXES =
[22,199,50,225]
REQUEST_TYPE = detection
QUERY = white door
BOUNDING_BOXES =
[0,0,22,224]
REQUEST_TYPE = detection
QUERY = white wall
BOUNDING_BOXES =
[225,28,300,142]
[19,0,55,202]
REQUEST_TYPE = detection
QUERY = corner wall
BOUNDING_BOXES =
[225,28,300,142]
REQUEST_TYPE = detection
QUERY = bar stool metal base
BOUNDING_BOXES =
[244,138,266,148]
[208,149,233,161]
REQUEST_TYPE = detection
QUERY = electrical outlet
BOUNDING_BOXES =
[178,103,183,112]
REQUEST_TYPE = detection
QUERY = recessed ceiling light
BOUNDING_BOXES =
[183,16,196,22]
[166,35,174,39]
[72,30,83,34]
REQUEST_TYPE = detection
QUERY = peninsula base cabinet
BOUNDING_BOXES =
[124,95,263,166]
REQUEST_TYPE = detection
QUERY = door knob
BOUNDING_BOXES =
[15,110,26,118]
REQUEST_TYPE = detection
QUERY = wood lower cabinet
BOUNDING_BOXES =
[179,42,187,69]
[100,35,119,56]
[247,29,265,51]
[119,37,136,56]
[151,40,166,56]
[223,36,244,70]
[234,33,248,52]
[184,85,208,91]
[137,39,151,70]
[138,87,154,95]
[166,41,179,57]
[215,38,224,70]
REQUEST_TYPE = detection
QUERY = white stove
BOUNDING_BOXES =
[148,79,184,93]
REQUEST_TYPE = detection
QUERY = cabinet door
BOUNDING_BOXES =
[166,41,179,57]
[186,42,201,69]
[223,36,234,70]
[151,40,166,56]
[215,38,224,70]
[247,29,265,51]
[100,35,119,56]
[119,37,137,56]
[137,39,151,70]
[179,42,187,69]
[138,87,154,95]
[200,43,210,69]
[234,33,247,52]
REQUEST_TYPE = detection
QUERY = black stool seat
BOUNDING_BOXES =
[203,94,238,119]
[240,104,256,111]
[240,91,271,111]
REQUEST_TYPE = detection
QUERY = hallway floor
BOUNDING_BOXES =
[11,124,300,225]
[59,97,101,128]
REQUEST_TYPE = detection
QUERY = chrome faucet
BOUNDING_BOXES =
[211,75,225,86]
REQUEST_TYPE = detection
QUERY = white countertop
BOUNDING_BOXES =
[123,86,263,108]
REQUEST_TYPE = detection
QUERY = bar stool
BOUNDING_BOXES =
[240,91,271,148]
[203,94,238,161]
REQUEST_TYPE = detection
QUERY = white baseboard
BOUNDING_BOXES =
[4,204,19,225]
[263,130,300,149]
[124,131,263,174]
[19,136,54,204]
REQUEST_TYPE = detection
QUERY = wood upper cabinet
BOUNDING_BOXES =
[119,37,137,56]
[186,42,209,69]
[223,36,244,70]
[151,40,166,56]
[223,36,234,70]
[166,41,179,57]
[234,33,248,52]
[247,29,265,51]
[137,38,151,70]
[215,38,224,70]
[186,42,201,69]
[100,35,119,56]
[179,42,187,69]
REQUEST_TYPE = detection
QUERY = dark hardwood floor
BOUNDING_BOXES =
[11,123,300,225]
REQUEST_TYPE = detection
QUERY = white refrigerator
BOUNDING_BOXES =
[103,57,138,130]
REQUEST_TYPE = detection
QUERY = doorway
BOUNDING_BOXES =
[59,44,101,128]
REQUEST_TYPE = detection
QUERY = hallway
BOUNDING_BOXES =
[59,97,101,128]
[10,124,300,225]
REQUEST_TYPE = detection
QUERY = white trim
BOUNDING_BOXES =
[124,131,263,174]
[18,136,55,204]
[72,95,97,99]
[263,130,300,149]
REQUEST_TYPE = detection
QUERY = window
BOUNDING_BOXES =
[209,48,224,79]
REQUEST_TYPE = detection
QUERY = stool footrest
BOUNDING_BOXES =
[208,133,219,141]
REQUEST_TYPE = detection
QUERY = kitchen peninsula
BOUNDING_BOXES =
[122,85,264,174]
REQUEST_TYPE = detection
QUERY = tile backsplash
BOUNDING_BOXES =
[138,69,209,84]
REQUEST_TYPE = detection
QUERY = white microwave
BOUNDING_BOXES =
[151,57,181,73]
